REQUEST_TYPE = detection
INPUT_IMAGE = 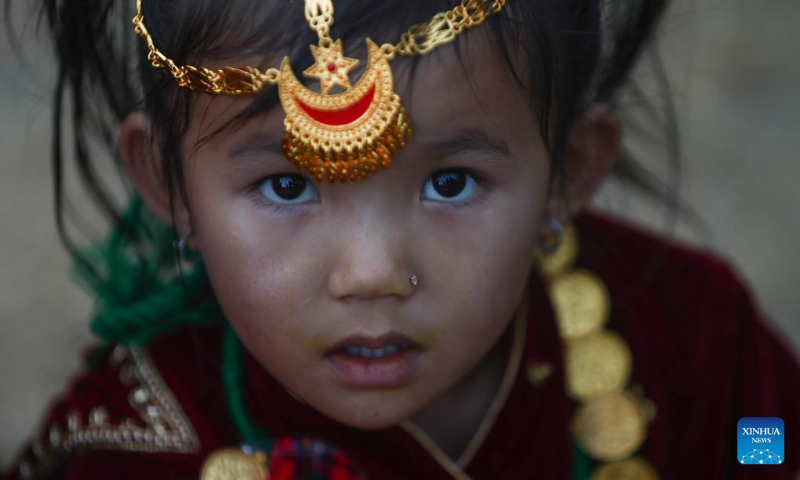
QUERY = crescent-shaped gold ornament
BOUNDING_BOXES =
[133,0,511,184]
[278,39,412,183]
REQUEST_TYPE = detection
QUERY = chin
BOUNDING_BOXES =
[337,414,407,431]
[318,401,416,431]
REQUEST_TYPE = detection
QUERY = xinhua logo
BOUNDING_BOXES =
[738,417,784,465]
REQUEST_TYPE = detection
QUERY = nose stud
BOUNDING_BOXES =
[409,275,419,287]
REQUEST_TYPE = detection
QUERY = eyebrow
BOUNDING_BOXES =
[227,136,285,168]
[422,130,514,164]
[227,129,514,169]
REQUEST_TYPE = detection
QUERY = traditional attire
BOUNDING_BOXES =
[4,210,799,479]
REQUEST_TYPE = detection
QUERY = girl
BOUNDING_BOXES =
[4,0,799,479]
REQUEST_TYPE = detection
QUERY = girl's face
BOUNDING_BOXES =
[178,35,549,429]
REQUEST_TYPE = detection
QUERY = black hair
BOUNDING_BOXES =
[9,0,689,281]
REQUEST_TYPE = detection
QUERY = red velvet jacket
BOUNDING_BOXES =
[4,210,800,479]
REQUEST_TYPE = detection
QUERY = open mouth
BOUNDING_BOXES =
[325,333,424,387]
[337,343,413,359]
[325,330,421,356]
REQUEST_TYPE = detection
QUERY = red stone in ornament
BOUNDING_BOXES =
[327,62,337,72]
[296,85,376,126]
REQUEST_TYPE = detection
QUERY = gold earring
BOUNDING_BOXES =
[535,220,579,279]
[538,216,564,255]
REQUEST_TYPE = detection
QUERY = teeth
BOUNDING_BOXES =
[344,346,359,356]
[383,344,400,355]
[343,344,408,358]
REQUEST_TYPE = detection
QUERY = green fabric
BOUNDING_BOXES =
[223,324,274,451]
[71,196,266,450]
[572,438,593,480]
[72,196,222,346]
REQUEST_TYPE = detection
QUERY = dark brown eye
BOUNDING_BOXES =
[258,174,319,205]
[432,171,466,198]
[421,169,479,203]
[272,175,306,200]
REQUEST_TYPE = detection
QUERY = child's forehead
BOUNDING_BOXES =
[188,30,533,147]
[177,0,537,169]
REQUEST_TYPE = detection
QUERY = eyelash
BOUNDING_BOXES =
[246,177,317,213]
[422,169,492,210]
[247,168,492,212]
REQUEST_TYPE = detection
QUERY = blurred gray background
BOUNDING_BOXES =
[1,0,799,468]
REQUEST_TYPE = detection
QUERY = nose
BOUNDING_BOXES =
[326,220,415,301]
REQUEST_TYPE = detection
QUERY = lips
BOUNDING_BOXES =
[325,331,421,355]
[324,330,424,387]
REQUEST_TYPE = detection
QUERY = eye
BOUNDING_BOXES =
[257,173,320,205]
[420,169,481,203]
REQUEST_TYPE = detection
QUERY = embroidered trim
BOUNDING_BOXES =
[18,345,200,479]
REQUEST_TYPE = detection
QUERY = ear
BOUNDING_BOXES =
[119,112,193,241]
[545,104,621,220]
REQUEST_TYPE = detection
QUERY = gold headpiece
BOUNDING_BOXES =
[133,0,509,183]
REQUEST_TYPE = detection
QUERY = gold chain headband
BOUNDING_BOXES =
[133,0,508,183]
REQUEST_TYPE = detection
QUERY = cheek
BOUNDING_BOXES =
[199,220,334,377]
[422,166,546,337]
[426,193,543,297]
[188,185,321,347]
[419,200,541,342]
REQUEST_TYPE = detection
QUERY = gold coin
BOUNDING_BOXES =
[536,223,579,277]
[566,330,632,401]
[572,392,647,462]
[200,447,269,480]
[549,269,610,340]
[591,456,660,480]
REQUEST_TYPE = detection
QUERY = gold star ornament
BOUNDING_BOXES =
[133,0,513,183]
[303,39,360,94]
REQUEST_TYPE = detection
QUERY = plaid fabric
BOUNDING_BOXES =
[269,436,370,480]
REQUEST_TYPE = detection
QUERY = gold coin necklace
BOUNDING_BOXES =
[535,223,660,480]
[200,446,269,480]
